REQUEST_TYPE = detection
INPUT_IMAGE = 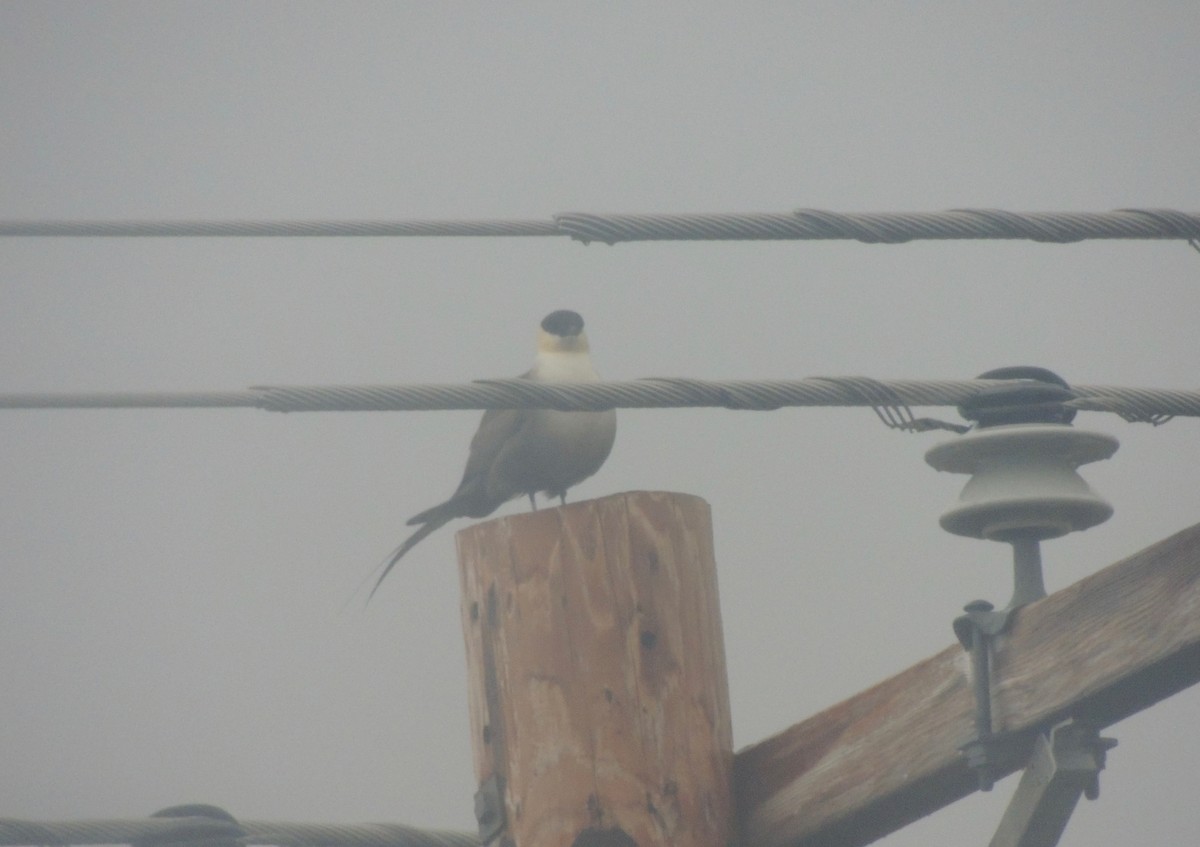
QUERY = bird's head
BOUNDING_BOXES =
[539,309,590,353]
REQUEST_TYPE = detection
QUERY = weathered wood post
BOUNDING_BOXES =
[457,491,734,847]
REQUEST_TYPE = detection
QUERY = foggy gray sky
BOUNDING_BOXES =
[2,4,1199,846]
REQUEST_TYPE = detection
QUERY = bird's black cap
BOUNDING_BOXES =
[541,310,585,336]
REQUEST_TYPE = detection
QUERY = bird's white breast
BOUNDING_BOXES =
[520,347,616,495]
[532,349,601,382]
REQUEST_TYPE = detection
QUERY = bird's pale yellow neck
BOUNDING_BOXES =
[537,328,590,354]
[533,333,600,382]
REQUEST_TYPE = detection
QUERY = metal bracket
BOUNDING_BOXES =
[474,774,506,843]
[951,535,1053,792]
[953,599,1025,790]
[988,721,1117,847]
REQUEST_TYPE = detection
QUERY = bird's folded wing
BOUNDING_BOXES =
[461,406,529,485]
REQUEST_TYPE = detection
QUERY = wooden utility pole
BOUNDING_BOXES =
[457,492,734,847]
[456,489,1200,847]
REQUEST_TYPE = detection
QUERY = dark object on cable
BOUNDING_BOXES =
[959,366,1077,428]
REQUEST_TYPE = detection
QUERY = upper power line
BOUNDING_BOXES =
[2,208,1198,245]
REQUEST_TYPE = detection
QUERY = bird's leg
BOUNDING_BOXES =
[528,492,537,511]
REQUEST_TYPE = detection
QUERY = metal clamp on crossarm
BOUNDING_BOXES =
[988,721,1117,847]
[952,600,1028,791]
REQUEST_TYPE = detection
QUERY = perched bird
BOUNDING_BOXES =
[369,309,617,598]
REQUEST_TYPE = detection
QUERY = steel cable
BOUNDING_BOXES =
[0,377,1196,424]
[3,209,1198,244]
[0,817,478,847]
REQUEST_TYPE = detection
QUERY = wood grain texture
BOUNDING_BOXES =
[734,520,1200,847]
[458,491,734,847]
